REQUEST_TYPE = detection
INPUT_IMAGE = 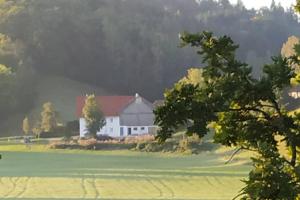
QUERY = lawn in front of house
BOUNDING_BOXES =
[0,144,251,199]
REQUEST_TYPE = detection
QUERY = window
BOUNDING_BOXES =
[141,127,145,130]
[110,118,113,123]
[133,127,138,131]
[120,127,124,136]
[110,128,113,133]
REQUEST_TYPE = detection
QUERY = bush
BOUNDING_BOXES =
[39,121,79,138]
[96,135,113,141]
[133,134,212,154]
[124,134,155,144]
[78,138,97,146]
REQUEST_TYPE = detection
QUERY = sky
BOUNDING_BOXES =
[229,0,295,9]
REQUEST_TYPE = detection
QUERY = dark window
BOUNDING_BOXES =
[141,127,145,130]
[133,127,138,131]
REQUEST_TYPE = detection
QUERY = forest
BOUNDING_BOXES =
[0,0,300,125]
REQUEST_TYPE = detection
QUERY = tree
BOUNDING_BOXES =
[82,94,105,138]
[154,31,300,199]
[0,64,16,119]
[32,121,41,139]
[22,117,30,135]
[40,102,57,132]
[281,36,300,74]
[296,0,300,13]
[178,68,204,86]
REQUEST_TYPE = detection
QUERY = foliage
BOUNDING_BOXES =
[22,116,30,135]
[0,64,16,118]
[281,36,300,77]
[0,33,36,124]
[31,121,41,138]
[238,143,300,200]
[155,31,300,199]
[0,0,300,101]
[40,102,57,132]
[296,0,300,13]
[82,94,105,138]
[178,68,204,86]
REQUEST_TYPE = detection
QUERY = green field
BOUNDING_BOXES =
[0,144,251,200]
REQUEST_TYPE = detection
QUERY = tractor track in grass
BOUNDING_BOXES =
[158,180,174,198]
[15,177,30,198]
[91,175,100,199]
[213,176,224,186]
[4,177,20,198]
[204,176,214,187]
[147,178,163,198]
[0,177,4,187]
[80,177,88,199]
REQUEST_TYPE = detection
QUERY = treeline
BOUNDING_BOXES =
[0,0,300,121]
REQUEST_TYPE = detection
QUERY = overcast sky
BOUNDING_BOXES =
[229,0,295,9]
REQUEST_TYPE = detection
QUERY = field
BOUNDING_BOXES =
[0,144,252,200]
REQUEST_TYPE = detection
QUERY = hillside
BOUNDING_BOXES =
[0,75,106,136]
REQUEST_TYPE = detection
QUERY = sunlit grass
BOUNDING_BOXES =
[0,143,251,199]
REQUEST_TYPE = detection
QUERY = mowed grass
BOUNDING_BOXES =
[0,144,251,200]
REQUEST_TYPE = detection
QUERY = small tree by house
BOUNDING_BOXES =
[32,121,41,139]
[41,102,57,133]
[82,94,105,138]
[22,117,30,135]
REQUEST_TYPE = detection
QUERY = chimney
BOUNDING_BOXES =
[135,93,142,103]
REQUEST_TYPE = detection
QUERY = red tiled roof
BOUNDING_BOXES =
[76,96,135,117]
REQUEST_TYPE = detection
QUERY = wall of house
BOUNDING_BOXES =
[99,116,120,137]
[79,116,120,137]
[120,126,151,136]
[119,97,155,127]
[79,118,88,137]
[289,91,300,99]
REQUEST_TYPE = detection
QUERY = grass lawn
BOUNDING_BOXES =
[0,144,251,200]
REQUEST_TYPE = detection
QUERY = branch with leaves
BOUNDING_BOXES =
[154,31,300,199]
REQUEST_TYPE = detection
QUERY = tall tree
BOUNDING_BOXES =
[82,94,105,138]
[40,102,57,132]
[155,31,300,199]
[22,116,30,135]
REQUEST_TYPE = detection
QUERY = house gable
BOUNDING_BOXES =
[119,96,155,126]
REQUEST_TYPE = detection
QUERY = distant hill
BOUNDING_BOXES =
[0,75,106,136]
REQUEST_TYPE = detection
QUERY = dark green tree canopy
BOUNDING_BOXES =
[154,31,300,199]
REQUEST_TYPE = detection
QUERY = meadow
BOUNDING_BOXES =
[0,143,252,200]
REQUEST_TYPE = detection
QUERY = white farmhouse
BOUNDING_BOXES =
[77,94,157,138]
[289,87,300,99]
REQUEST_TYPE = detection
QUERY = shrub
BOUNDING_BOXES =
[124,134,155,144]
